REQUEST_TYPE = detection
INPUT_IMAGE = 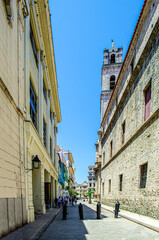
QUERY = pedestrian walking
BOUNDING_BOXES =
[58,196,61,208]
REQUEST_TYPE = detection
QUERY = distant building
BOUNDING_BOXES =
[88,166,95,196]
[63,151,75,187]
[95,0,159,219]
[75,181,88,198]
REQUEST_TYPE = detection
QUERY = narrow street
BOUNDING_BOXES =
[40,202,159,240]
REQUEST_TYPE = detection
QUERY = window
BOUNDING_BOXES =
[30,23,38,68]
[119,174,123,191]
[110,75,115,90]
[50,110,52,123]
[103,151,105,166]
[111,54,115,63]
[54,149,56,165]
[116,96,118,108]
[110,140,113,158]
[102,182,104,195]
[93,183,95,187]
[108,179,111,193]
[130,57,134,75]
[43,79,47,103]
[30,81,37,129]
[89,178,92,181]
[140,163,148,188]
[122,121,125,144]
[43,119,47,147]
[50,138,52,159]
[89,183,92,188]
[144,83,151,121]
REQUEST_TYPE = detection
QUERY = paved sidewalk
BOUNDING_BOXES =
[40,202,159,240]
[93,202,159,233]
[1,207,62,240]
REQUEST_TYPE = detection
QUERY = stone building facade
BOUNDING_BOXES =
[100,41,122,121]
[0,0,61,237]
[95,0,159,219]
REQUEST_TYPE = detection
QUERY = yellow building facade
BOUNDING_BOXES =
[0,0,28,237]
[24,0,61,222]
[0,0,61,236]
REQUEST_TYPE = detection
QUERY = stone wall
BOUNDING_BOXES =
[101,1,159,219]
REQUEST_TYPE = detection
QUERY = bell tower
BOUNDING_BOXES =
[100,41,123,121]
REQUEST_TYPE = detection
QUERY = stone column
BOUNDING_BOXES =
[50,112,54,161]
[40,165,46,214]
[26,151,34,223]
[24,10,30,118]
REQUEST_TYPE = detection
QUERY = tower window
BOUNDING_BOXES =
[111,54,115,63]
[110,75,115,90]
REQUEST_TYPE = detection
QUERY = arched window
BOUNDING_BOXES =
[110,75,115,90]
[111,54,115,63]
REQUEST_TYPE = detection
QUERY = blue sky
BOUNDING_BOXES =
[49,0,145,184]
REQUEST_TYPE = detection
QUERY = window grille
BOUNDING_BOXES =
[30,23,38,68]
[30,81,37,129]
[140,163,148,188]
[50,138,52,159]
[43,80,47,103]
[43,119,47,147]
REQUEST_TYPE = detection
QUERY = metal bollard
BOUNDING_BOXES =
[78,203,83,220]
[97,202,101,219]
[114,200,120,218]
[62,202,67,220]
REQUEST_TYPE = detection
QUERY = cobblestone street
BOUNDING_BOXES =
[40,202,159,240]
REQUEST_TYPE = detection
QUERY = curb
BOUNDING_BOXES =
[31,208,62,240]
[92,203,159,233]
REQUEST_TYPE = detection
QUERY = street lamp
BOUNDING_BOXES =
[32,155,41,169]
[26,155,41,173]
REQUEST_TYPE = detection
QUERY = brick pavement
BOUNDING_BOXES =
[1,207,62,240]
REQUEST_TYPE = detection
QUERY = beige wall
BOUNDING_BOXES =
[0,1,27,237]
